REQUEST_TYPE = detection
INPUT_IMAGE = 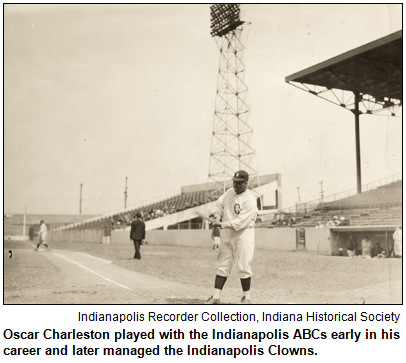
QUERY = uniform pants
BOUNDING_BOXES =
[133,240,142,259]
[37,233,47,246]
[216,228,254,279]
[394,240,402,257]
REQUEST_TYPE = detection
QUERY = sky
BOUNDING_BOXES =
[4,4,403,216]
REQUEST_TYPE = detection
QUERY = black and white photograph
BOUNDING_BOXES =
[4,4,402,306]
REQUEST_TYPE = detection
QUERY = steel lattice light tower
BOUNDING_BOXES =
[206,4,256,201]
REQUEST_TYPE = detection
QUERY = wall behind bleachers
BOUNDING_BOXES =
[304,228,331,254]
[49,229,102,243]
[111,228,330,253]
[48,227,332,253]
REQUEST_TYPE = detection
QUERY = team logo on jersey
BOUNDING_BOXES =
[234,204,241,214]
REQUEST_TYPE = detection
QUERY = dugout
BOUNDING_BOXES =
[329,225,397,257]
[296,228,306,249]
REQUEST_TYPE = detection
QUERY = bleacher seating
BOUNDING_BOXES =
[53,173,279,232]
[257,180,402,228]
[75,189,212,230]
[320,180,402,210]
[53,177,401,231]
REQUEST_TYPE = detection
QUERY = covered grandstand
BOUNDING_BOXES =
[282,30,402,231]
[286,30,402,194]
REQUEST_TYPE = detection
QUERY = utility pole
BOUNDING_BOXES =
[296,186,301,203]
[319,181,324,203]
[124,176,128,209]
[79,183,84,214]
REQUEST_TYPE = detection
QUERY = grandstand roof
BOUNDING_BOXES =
[285,31,402,194]
[285,30,402,113]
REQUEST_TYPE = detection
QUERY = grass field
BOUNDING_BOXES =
[3,239,402,304]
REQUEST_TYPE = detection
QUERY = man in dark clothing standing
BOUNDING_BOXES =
[130,212,146,260]
[346,235,356,257]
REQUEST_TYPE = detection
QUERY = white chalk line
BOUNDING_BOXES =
[30,246,111,263]
[52,252,135,292]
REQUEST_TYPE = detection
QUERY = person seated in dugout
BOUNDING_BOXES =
[371,242,385,258]
[354,241,363,257]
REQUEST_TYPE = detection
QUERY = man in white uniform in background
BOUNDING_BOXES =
[36,220,49,251]
[205,170,258,304]
[393,226,402,257]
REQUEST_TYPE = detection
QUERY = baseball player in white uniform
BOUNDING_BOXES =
[205,170,258,304]
[393,226,402,257]
[36,220,49,251]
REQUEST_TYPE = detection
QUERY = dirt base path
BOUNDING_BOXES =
[4,246,210,304]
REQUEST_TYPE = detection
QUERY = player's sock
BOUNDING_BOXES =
[213,275,227,299]
[242,290,251,300]
[240,277,251,292]
[213,289,222,299]
[214,275,227,290]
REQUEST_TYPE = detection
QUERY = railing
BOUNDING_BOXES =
[280,172,402,214]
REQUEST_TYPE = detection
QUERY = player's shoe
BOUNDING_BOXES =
[239,296,251,304]
[204,296,220,304]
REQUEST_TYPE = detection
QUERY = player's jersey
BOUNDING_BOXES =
[39,224,47,233]
[393,229,402,241]
[211,188,258,232]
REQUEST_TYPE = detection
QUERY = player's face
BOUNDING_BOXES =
[233,180,248,194]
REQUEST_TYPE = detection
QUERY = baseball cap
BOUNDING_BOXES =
[232,170,249,182]
[136,212,142,218]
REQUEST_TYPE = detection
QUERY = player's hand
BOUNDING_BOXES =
[212,222,222,229]
[224,239,232,247]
